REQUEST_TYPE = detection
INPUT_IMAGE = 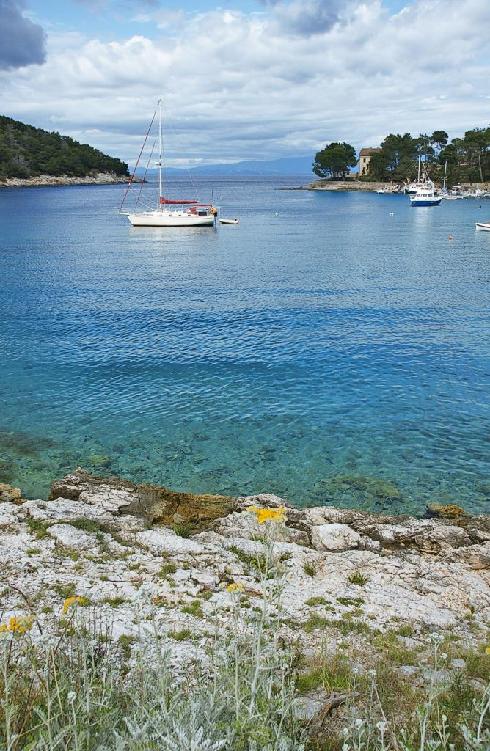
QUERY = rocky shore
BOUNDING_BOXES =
[306,180,398,192]
[0,172,134,188]
[1,469,489,648]
[304,179,490,193]
[0,469,490,749]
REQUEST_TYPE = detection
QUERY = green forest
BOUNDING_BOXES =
[313,126,490,184]
[0,116,129,179]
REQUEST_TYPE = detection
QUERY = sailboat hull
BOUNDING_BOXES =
[128,211,214,227]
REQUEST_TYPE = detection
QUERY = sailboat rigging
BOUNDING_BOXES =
[120,100,217,227]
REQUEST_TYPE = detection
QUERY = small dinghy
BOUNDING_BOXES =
[219,218,239,225]
[476,222,490,231]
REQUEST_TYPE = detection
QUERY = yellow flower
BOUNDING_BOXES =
[226,582,245,593]
[62,595,89,615]
[485,646,490,655]
[247,505,287,524]
[0,615,34,635]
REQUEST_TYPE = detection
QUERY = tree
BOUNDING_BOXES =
[463,127,490,182]
[368,133,418,181]
[431,130,448,151]
[313,142,357,179]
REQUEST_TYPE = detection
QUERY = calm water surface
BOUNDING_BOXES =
[1,177,489,513]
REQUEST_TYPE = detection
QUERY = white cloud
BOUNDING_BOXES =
[0,0,488,165]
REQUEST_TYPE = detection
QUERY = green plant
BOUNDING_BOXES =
[158,563,177,578]
[26,517,50,539]
[303,561,317,577]
[171,522,193,539]
[52,582,78,599]
[181,600,203,619]
[337,595,364,607]
[348,571,369,586]
[305,596,329,607]
[168,628,193,641]
[68,518,103,533]
[102,596,127,608]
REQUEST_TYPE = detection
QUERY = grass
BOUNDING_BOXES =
[158,562,177,578]
[167,628,193,641]
[305,596,329,607]
[303,613,329,632]
[51,581,78,599]
[228,545,270,577]
[303,560,317,577]
[26,517,50,539]
[101,596,127,608]
[68,517,104,533]
[347,570,369,586]
[337,595,364,608]
[171,522,193,538]
[181,600,204,618]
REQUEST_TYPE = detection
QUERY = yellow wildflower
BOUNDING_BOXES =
[226,582,245,593]
[485,646,490,655]
[0,615,34,635]
[62,595,89,615]
[248,505,287,525]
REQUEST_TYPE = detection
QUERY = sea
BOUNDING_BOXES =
[1,176,489,515]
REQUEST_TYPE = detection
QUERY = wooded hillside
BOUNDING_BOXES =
[0,116,129,179]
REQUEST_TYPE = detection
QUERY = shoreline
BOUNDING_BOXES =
[0,172,135,189]
[1,468,489,744]
[301,179,490,193]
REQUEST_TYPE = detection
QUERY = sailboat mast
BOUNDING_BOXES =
[443,160,447,192]
[158,98,163,205]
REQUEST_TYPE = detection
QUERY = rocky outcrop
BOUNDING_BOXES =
[0,470,489,658]
[0,173,135,188]
[49,468,236,530]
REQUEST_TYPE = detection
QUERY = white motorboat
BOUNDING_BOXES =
[219,218,239,225]
[121,100,217,228]
[410,179,442,207]
[476,222,490,231]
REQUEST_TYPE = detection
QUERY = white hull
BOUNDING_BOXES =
[128,211,214,227]
[476,222,490,231]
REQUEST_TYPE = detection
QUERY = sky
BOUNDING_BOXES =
[0,0,489,166]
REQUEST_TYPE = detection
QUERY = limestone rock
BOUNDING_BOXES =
[1,468,488,670]
[50,468,235,530]
[136,528,203,556]
[49,523,97,551]
[311,523,361,551]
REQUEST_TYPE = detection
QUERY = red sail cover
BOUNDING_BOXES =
[160,197,199,205]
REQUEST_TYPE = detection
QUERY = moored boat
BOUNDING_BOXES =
[410,180,442,207]
[121,100,217,228]
[476,222,490,231]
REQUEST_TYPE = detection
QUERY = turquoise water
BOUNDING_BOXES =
[1,178,489,513]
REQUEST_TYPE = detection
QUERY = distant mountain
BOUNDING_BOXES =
[0,116,129,180]
[137,155,314,177]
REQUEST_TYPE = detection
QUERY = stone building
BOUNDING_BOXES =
[358,147,381,176]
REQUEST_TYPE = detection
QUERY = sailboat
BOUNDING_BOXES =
[122,100,217,227]
[439,161,458,199]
